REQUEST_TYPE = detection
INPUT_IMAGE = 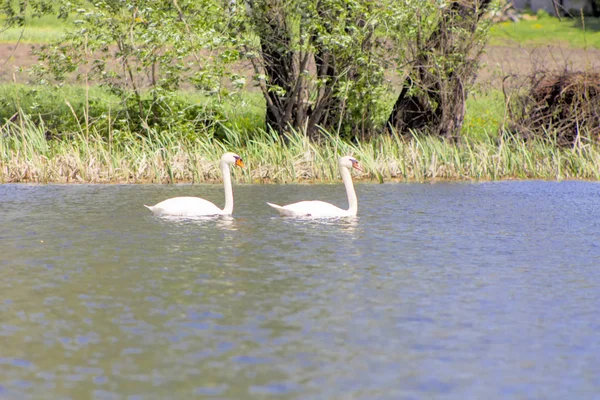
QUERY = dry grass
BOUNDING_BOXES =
[505,70,600,146]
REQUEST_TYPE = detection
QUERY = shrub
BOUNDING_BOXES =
[505,70,600,146]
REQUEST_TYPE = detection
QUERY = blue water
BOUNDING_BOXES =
[0,181,599,399]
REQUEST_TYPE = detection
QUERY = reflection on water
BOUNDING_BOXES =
[155,213,360,235]
[276,215,359,234]
[1,181,600,399]
[156,214,239,230]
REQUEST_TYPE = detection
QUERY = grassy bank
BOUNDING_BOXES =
[1,83,598,184]
[2,112,600,184]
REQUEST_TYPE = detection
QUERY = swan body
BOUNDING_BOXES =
[267,156,361,218]
[145,197,225,217]
[145,152,244,217]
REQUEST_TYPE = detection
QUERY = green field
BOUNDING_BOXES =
[490,15,600,49]
[4,12,600,48]
[0,14,74,43]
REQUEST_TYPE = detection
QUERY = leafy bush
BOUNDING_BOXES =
[0,85,228,140]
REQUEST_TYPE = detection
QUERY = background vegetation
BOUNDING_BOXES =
[1,0,495,138]
[1,1,600,183]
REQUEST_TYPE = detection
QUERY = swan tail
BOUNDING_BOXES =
[144,204,161,215]
[266,202,295,216]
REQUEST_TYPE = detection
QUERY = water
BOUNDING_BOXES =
[1,181,599,399]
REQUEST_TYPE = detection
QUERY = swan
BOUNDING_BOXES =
[144,152,244,217]
[267,156,362,218]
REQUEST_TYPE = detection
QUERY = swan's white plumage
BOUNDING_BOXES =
[145,197,224,216]
[145,152,243,217]
[267,156,361,218]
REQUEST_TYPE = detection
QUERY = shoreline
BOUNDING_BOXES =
[1,168,598,185]
[2,175,600,185]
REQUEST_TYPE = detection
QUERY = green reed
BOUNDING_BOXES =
[2,111,600,184]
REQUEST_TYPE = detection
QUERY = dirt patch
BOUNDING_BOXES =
[1,42,599,90]
[478,45,600,89]
[0,43,38,83]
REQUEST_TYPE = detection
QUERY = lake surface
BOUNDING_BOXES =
[1,181,599,399]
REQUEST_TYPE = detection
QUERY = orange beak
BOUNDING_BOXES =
[352,162,363,172]
[235,158,245,168]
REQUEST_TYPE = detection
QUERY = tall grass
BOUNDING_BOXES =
[2,111,600,184]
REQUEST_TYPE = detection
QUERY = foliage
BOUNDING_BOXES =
[5,10,600,49]
[7,0,240,137]
[1,0,496,142]
[0,84,263,141]
[229,0,395,138]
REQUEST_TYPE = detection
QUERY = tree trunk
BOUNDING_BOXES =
[590,0,600,17]
[258,8,295,133]
[245,1,306,135]
[387,0,492,139]
[246,0,377,139]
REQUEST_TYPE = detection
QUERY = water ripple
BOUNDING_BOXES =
[0,182,599,399]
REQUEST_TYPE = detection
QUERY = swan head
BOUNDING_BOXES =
[339,156,362,172]
[221,152,245,168]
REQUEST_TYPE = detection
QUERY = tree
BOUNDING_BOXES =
[237,0,387,139]
[386,0,493,140]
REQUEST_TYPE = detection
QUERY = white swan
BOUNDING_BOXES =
[144,152,244,217]
[267,156,362,218]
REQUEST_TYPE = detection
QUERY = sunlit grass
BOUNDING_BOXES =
[2,84,599,184]
[2,111,600,184]
[0,14,74,43]
[489,15,600,49]
[463,89,505,140]
[0,26,70,43]
[0,83,265,141]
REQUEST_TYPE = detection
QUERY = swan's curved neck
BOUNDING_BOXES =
[221,161,234,214]
[341,166,357,216]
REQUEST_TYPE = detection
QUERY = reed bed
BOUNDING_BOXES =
[2,114,600,184]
